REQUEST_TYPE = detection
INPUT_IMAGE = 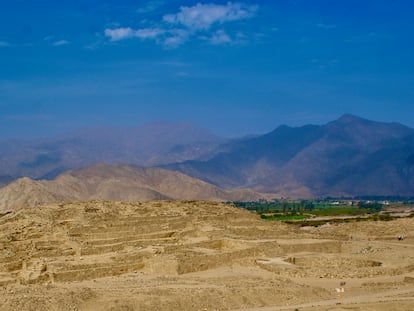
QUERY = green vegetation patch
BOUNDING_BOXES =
[230,199,407,225]
[310,206,366,216]
[232,199,385,217]
[260,214,310,221]
[285,214,396,227]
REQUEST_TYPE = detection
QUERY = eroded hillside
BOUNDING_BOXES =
[0,164,271,214]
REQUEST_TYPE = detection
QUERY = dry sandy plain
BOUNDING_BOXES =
[1,200,414,310]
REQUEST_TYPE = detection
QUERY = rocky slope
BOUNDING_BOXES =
[0,164,270,213]
[166,115,414,197]
[1,115,413,198]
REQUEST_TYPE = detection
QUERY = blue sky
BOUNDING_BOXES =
[1,0,414,139]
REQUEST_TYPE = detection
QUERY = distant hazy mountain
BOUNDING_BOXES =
[0,163,269,213]
[0,121,224,185]
[1,115,413,199]
[165,115,414,198]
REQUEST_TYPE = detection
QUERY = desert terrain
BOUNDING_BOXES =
[1,200,414,310]
[0,164,271,214]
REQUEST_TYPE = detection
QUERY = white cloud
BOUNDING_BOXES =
[163,29,190,48]
[163,2,257,30]
[137,0,165,14]
[0,41,10,47]
[163,36,183,48]
[210,30,232,45]
[53,40,70,46]
[105,27,165,42]
[104,2,258,48]
[135,28,165,39]
[105,27,135,41]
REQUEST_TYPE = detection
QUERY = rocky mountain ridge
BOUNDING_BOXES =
[0,163,271,214]
[1,115,413,200]
[0,121,224,185]
[165,115,414,197]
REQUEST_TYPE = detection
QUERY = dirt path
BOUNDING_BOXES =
[230,286,414,311]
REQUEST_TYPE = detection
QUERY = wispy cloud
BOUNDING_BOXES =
[104,2,258,48]
[105,27,165,42]
[43,36,70,47]
[135,28,165,39]
[53,40,70,46]
[175,71,190,77]
[0,41,11,47]
[163,2,257,30]
[163,29,190,48]
[137,0,165,14]
[105,28,135,41]
[209,30,232,45]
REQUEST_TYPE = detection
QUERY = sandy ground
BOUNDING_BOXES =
[1,200,413,310]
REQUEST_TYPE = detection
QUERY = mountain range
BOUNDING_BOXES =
[166,115,414,197]
[0,163,268,214]
[1,115,413,203]
[0,121,223,185]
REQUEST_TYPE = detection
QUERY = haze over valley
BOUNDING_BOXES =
[1,115,413,206]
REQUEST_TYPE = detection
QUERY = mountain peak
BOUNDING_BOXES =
[326,114,376,131]
[335,114,366,124]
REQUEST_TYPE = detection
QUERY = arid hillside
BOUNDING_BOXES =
[166,115,414,197]
[0,121,224,185]
[2,115,414,198]
[0,163,270,214]
[1,200,414,310]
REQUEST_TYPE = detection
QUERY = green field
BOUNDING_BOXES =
[260,214,311,221]
[309,206,367,216]
[233,200,383,215]
[231,199,408,225]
